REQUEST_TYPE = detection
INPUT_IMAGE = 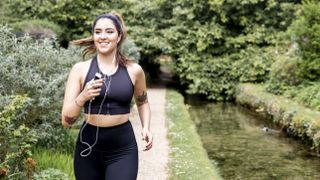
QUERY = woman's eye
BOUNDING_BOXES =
[95,31,101,34]
[107,31,114,34]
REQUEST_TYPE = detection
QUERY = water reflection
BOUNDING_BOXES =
[187,100,320,180]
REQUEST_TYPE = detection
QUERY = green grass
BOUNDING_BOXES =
[165,89,222,180]
[32,129,78,180]
[32,147,75,180]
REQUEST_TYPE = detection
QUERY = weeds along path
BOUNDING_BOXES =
[130,88,169,180]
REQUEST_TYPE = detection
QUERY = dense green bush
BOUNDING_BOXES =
[283,82,320,111]
[288,0,320,80]
[3,0,111,46]
[0,25,79,151]
[0,95,38,179]
[10,19,62,39]
[265,52,302,94]
[121,38,141,63]
[265,0,319,109]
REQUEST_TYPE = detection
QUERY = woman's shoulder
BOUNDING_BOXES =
[69,59,93,80]
[125,61,144,76]
[73,59,91,70]
[70,59,92,74]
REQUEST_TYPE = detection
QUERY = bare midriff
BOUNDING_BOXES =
[84,113,130,127]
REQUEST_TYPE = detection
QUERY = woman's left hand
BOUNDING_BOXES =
[142,128,153,151]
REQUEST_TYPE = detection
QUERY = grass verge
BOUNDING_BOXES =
[166,89,222,180]
[32,128,78,179]
[32,147,74,180]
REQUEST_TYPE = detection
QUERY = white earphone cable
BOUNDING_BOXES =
[79,76,112,157]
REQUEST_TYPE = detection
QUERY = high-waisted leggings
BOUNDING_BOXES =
[74,120,138,180]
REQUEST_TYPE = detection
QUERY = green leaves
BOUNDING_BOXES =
[0,95,37,179]
[3,0,315,102]
[288,0,320,80]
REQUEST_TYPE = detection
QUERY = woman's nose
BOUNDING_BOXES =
[100,33,107,39]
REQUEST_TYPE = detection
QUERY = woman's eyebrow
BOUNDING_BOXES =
[94,27,115,31]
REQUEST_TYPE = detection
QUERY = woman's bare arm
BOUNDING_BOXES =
[132,64,153,150]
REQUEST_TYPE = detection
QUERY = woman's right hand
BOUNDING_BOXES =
[77,78,104,103]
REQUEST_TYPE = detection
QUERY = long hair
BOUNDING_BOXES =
[72,12,129,66]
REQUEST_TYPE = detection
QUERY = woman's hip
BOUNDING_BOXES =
[76,120,137,152]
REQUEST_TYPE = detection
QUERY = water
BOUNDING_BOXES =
[186,100,320,180]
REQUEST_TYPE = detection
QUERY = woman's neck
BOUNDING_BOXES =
[97,50,118,75]
[97,50,117,66]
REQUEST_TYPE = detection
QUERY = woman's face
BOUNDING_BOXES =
[93,18,120,55]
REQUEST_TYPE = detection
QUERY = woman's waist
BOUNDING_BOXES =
[84,103,130,115]
[84,113,130,127]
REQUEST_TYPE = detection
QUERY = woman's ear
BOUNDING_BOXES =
[117,35,122,43]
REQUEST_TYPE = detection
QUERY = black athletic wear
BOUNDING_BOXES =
[74,121,138,180]
[83,56,134,115]
[74,57,138,180]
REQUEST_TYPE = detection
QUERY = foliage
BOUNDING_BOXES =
[265,1,320,108]
[121,38,141,63]
[118,0,299,100]
[283,82,320,111]
[288,0,320,80]
[236,83,320,152]
[32,147,74,179]
[0,95,38,179]
[0,25,79,150]
[3,0,305,100]
[4,0,112,46]
[166,89,222,180]
[33,168,69,180]
[265,51,302,94]
[10,19,63,39]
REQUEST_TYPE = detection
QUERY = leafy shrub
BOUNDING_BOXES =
[5,0,107,47]
[121,38,141,63]
[284,82,320,111]
[0,25,79,150]
[0,95,38,179]
[10,19,62,40]
[177,45,275,100]
[231,46,275,83]
[270,54,301,86]
[265,52,302,94]
[288,0,320,80]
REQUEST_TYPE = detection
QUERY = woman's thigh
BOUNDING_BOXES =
[74,145,104,180]
[104,149,138,180]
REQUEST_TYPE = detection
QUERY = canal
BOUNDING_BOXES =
[186,99,320,180]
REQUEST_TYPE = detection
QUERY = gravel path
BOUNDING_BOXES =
[130,88,169,180]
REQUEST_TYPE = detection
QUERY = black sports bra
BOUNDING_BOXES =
[83,56,134,115]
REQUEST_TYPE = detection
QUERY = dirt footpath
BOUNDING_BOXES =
[130,88,169,180]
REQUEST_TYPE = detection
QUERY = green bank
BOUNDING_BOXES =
[166,89,222,180]
[236,83,320,153]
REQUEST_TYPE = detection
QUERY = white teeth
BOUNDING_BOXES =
[100,42,110,45]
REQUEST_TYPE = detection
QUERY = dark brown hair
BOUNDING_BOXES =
[72,12,129,66]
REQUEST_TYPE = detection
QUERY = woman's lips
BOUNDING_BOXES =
[99,42,110,47]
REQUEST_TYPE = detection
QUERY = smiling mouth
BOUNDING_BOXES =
[100,42,110,46]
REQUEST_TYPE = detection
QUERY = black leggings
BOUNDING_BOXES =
[74,121,138,180]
